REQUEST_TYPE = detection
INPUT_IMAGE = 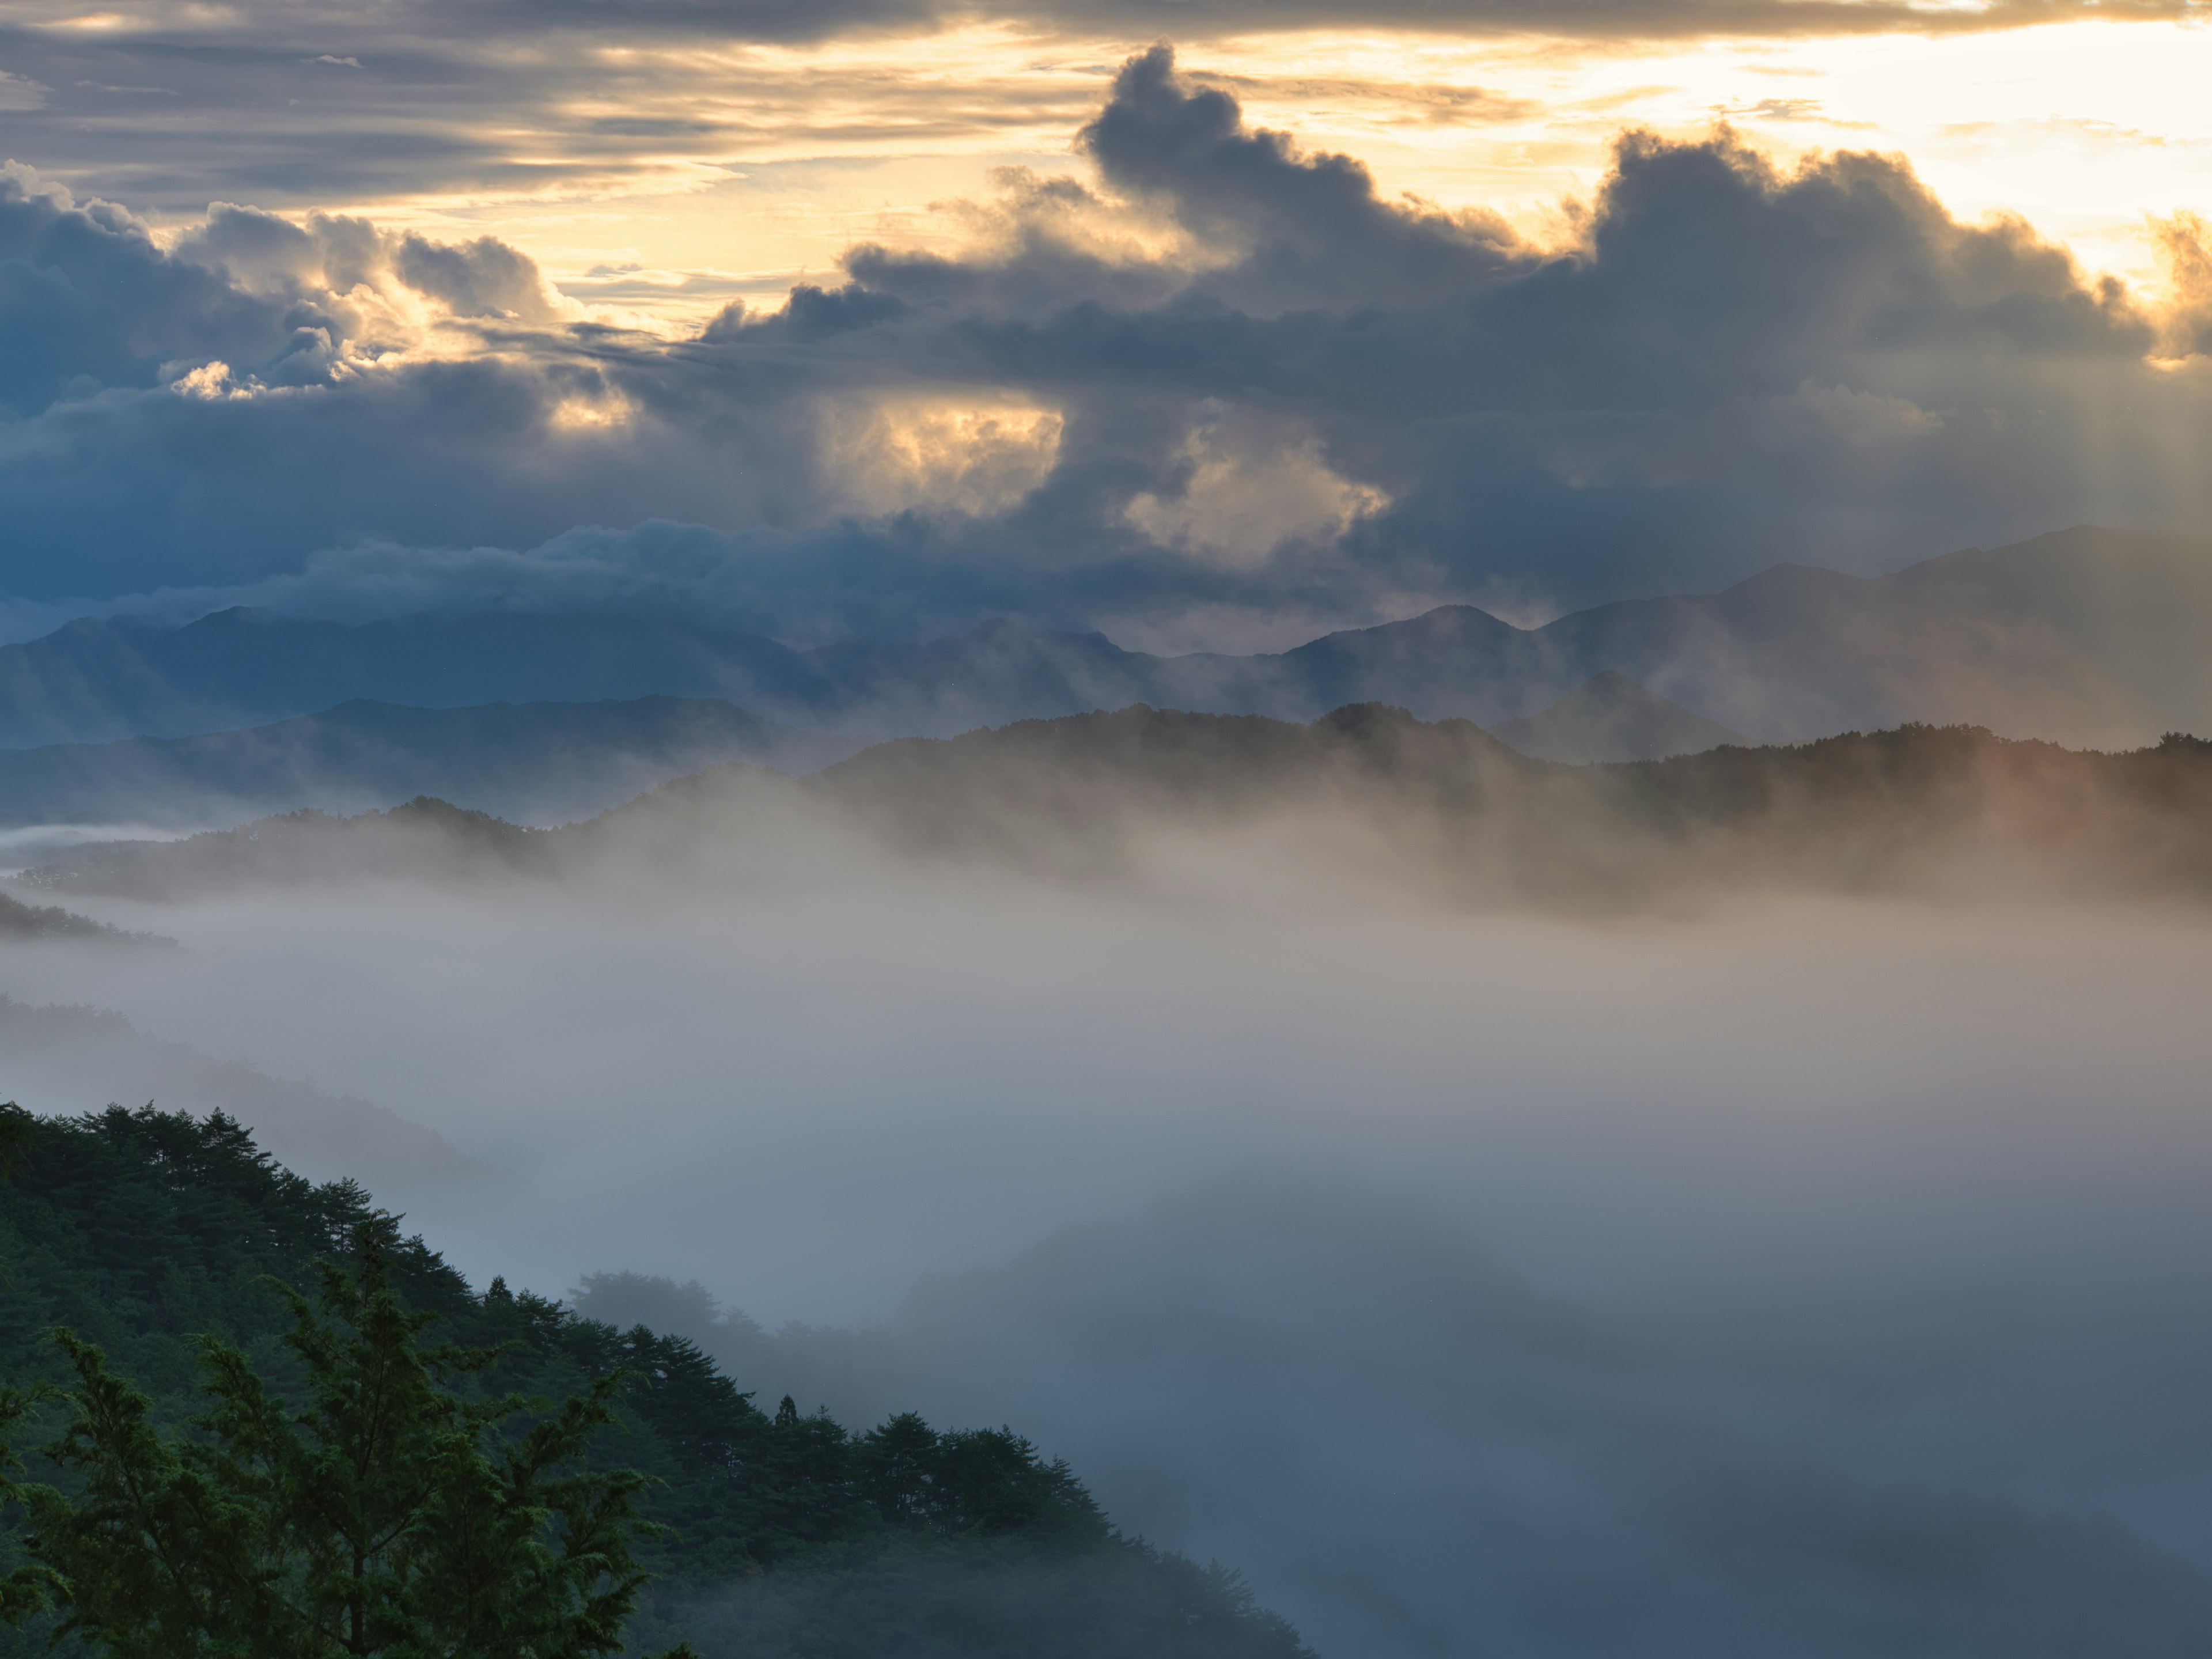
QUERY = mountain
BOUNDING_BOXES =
[1488,672,1751,763]
[0,889,172,947]
[0,609,819,749]
[0,695,868,832]
[0,608,1132,749]
[3,527,2209,751]
[1156,525,2212,744]
[7,796,548,900]
[21,708,2212,911]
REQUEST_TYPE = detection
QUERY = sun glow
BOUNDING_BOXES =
[821,393,1065,517]
[257,17,2205,331]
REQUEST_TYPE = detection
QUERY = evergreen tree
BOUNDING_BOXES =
[0,1218,688,1659]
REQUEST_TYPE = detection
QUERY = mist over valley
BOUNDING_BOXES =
[7,696,2212,1653]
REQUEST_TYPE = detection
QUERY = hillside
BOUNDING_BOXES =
[0,696,866,832]
[9,796,549,900]
[2,528,2208,751]
[16,709,2212,910]
[0,891,168,948]
[0,1106,1313,1659]
[1487,672,1751,763]
[786,707,2212,903]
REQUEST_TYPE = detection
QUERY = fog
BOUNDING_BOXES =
[5,812,2212,1654]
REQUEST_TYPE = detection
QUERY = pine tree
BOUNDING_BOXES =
[0,1217,690,1659]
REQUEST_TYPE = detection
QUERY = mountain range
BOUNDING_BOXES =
[4,527,2207,752]
[19,707,2211,911]
[0,695,868,832]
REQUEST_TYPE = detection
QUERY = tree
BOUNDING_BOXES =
[0,1217,690,1659]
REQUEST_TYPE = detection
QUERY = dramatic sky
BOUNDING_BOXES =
[2,0,2210,648]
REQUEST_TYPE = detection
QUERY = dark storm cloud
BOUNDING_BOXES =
[0,165,342,414]
[2,46,2208,637]
[1073,45,1523,312]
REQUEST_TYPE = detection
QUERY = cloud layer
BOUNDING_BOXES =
[3,47,2210,646]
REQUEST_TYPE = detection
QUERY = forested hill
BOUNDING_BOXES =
[18,709,2212,910]
[0,891,169,948]
[0,1105,1314,1659]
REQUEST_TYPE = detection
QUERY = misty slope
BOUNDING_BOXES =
[0,890,169,947]
[574,1183,2212,1659]
[3,527,2207,750]
[0,611,813,749]
[0,608,1138,748]
[0,996,483,1194]
[0,1108,1314,1659]
[1155,525,2212,744]
[18,707,2212,909]
[695,706,2212,904]
[0,695,866,831]
[1487,671,1751,762]
[6,796,546,901]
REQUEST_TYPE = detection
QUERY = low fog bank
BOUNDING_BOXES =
[5,760,2212,1653]
[579,1176,2212,1659]
[14,710,2212,917]
[0,991,488,1195]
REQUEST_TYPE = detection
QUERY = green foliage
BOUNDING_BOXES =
[0,1107,1313,1659]
[0,1102,463,1407]
[857,1414,1109,1546]
[0,1219,680,1659]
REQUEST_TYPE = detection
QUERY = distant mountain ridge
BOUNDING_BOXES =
[0,695,868,831]
[20,707,2212,912]
[2,526,2206,750]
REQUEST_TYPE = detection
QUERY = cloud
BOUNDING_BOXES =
[1073,43,1522,313]
[3,48,2211,643]
[0,164,341,416]
[392,232,560,322]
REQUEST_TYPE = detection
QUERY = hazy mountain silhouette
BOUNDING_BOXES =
[0,995,485,1194]
[0,696,868,831]
[20,707,2212,911]
[2,528,2207,751]
[0,889,172,947]
[1489,672,1751,763]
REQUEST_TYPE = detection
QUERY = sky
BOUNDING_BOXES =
[1,2,2210,649]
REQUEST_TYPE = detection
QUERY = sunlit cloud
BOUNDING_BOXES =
[821,392,1066,516]
[1,0,2208,325]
